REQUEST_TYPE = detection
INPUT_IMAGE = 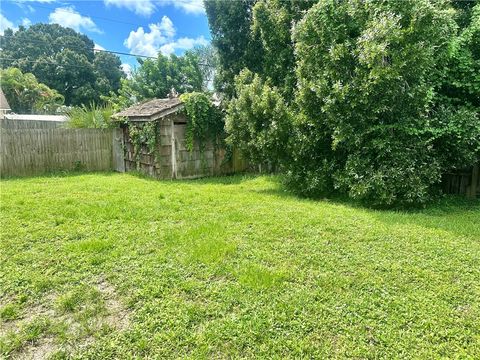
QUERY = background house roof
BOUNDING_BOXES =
[115,98,183,121]
[0,89,11,111]
[4,114,68,122]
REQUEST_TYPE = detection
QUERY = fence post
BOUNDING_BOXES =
[468,163,479,199]
[112,128,125,172]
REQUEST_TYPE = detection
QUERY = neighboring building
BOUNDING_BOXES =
[1,114,68,129]
[115,95,234,179]
[0,89,11,118]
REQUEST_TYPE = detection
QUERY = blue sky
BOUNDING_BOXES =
[0,0,211,75]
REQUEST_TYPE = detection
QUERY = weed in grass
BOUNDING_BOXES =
[0,304,21,322]
[238,264,286,289]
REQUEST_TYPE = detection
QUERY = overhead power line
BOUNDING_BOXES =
[7,2,207,40]
[0,36,215,67]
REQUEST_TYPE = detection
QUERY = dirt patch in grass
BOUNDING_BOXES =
[17,336,56,360]
[96,279,130,332]
[1,278,130,359]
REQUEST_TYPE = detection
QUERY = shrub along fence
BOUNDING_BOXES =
[1,123,124,177]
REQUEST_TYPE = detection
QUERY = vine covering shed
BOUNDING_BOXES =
[114,95,232,179]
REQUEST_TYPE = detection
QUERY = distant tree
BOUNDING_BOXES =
[0,67,64,114]
[189,44,219,91]
[93,52,124,98]
[0,23,123,106]
[107,51,204,110]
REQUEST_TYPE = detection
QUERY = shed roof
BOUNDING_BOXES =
[114,97,183,121]
[0,89,11,111]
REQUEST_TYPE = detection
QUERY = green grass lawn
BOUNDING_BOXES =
[1,173,479,358]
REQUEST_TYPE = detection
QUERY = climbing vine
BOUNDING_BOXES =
[128,121,158,160]
[180,92,225,152]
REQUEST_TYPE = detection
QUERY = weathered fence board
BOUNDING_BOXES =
[0,128,117,177]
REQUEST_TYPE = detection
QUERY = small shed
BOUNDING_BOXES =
[115,95,230,179]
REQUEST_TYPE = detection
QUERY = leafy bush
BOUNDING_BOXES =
[1,67,64,114]
[225,70,293,170]
[208,0,479,206]
[180,92,224,152]
[289,0,459,206]
[66,102,115,129]
[431,106,480,171]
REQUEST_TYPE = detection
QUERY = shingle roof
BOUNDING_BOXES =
[114,97,183,120]
[0,88,11,111]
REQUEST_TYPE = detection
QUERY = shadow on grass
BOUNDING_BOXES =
[126,171,259,186]
[0,170,121,181]
[251,175,480,212]
[249,176,480,237]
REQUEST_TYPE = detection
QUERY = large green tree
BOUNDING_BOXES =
[251,0,317,102]
[204,0,262,97]
[0,23,123,106]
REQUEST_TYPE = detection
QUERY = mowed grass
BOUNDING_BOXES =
[1,173,479,358]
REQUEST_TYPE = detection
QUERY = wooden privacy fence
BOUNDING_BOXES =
[1,127,124,177]
[442,164,479,199]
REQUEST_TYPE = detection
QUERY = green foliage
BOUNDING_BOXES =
[131,52,203,100]
[128,122,158,160]
[0,23,123,105]
[204,0,263,97]
[180,92,224,152]
[289,0,462,206]
[226,70,292,169]
[66,102,115,129]
[431,106,480,170]
[207,0,479,206]
[252,0,317,102]
[0,67,64,113]
[107,51,205,111]
[440,2,480,108]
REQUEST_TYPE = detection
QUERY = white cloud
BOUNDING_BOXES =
[159,36,208,55]
[49,6,102,34]
[94,43,105,52]
[157,16,175,38]
[104,0,155,17]
[124,16,176,57]
[21,18,32,27]
[121,63,133,79]
[104,0,204,16]
[125,16,209,57]
[170,0,205,15]
[0,13,16,35]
